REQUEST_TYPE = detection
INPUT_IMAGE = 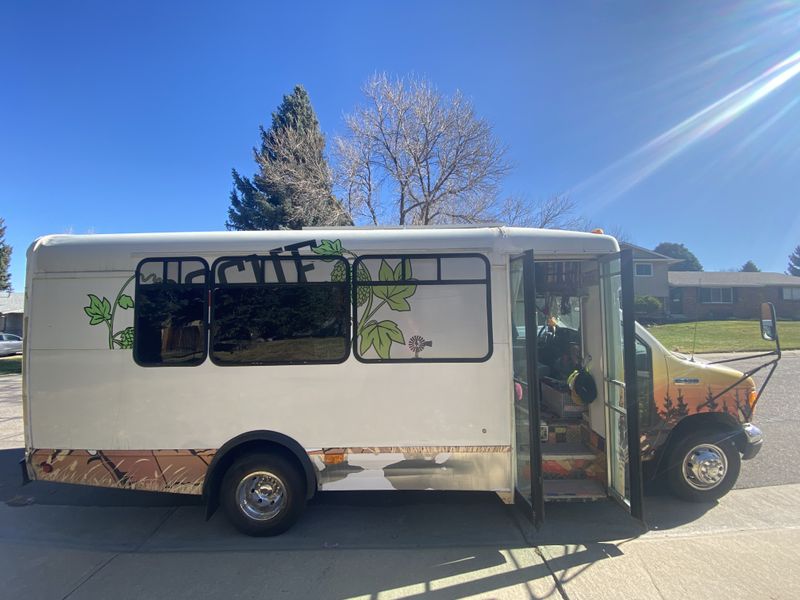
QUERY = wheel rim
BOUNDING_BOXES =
[682,443,728,491]
[236,470,286,521]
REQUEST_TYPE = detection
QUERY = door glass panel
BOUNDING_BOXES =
[601,257,629,503]
[510,257,532,504]
[635,337,655,428]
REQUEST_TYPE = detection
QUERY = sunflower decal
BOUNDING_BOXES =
[408,335,433,358]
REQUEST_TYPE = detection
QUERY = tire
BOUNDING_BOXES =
[666,430,741,502]
[220,452,305,536]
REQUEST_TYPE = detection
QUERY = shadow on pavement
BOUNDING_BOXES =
[2,445,713,543]
[0,445,729,599]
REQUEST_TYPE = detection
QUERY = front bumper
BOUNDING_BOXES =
[741,423,763,460]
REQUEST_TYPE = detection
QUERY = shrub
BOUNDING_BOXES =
[635,295,662,316]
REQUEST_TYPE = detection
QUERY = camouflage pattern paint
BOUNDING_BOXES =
[27,445,512,495]
[27,449,215,494]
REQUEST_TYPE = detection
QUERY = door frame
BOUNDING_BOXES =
[600,248,645,521]
[621,249,645,521]
[511,249,544,528]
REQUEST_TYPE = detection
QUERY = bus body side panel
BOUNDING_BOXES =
[24,257,513,495]
[634,327,755,463]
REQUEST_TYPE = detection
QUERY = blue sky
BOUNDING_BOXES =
[2,1,799,291]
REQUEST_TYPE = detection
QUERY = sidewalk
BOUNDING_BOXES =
[1,464,798,599]
[534,483,800,600]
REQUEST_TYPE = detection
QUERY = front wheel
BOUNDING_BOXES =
[220,453,305,536]
[666,431,741,502]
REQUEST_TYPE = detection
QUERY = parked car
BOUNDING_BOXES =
[0,333,23,357]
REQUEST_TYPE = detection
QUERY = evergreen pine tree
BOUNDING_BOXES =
[660,392,675,421]
[227,85,351,231]
[699,386,718,412]
[675,390,690,418]
[788,245,800,276]
[0,217,12,292]
[654,242,703,271]
[739,260,760,272]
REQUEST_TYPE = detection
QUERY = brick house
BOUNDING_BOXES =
[668,271,800,320]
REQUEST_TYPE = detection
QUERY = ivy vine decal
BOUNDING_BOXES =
[358,258,416,359]
[313,240,417,359]
[82,241,420,359]
[83,275,135,349]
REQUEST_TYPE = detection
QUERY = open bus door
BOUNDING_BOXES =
[600,248,645,521]
[510,250,544,528]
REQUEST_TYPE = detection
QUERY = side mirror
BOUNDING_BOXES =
[760,302,778,342]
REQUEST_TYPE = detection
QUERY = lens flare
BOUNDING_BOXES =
[572,47,800,211]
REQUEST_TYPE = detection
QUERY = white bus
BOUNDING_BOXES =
[21,227,775,535]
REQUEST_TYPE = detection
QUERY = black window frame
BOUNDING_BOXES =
[133,256,210,368]
[209,254,352,366]
[351,253,493,364]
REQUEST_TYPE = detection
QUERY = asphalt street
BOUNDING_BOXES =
[699,349,800,489]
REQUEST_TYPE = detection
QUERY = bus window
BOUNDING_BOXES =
[352,254,491,362]
[635,336,655,427]
[210,256,350,365]
[134,258,208,366]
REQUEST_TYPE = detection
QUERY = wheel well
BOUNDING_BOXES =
[653,412,746,476]
[202,431,317,520]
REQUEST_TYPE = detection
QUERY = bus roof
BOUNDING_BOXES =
[28,226,620,274]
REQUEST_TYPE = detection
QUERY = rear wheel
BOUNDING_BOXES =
[220,453,305,536]
[666,430,741,502]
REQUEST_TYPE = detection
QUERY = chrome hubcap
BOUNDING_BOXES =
[236,471,285,521]
[683,444,727,490]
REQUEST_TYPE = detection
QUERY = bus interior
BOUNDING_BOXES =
[512,258,612,502]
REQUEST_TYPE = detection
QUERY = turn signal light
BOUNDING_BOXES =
[323,452,345,465]
[748,389,758,409]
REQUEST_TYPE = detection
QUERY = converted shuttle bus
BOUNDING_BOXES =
[21,227,779,535]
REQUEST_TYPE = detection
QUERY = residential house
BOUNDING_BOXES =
[668,271,800,320]
[0,292,24,336]
[620,243,680,316]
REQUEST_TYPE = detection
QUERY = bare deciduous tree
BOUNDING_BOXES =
[255,123,351,228]
[334,74,513,226]
[498,194,588,230]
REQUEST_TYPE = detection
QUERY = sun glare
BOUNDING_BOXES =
[572,9,800,213]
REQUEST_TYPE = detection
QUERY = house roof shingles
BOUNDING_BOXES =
[668,271,800,288]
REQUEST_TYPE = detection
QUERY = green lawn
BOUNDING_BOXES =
[0,355,22,376]
[647,320,800,354]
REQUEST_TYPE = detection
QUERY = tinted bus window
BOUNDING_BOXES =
[134,258,208,366]
[210,255,350,365]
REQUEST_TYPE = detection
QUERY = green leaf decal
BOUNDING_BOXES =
[312,239,344,256]
[84,294,112,325]
[359,320,405,359]
[355,264,371,306]
[373,259,416,311]
[117,294,134,310]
